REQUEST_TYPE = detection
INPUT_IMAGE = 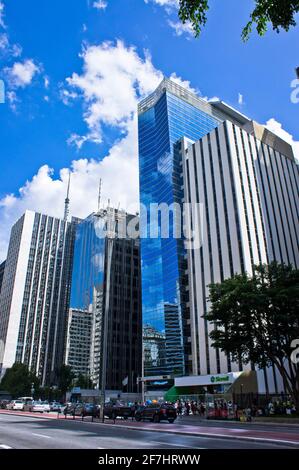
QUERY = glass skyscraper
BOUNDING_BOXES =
[138,78,249,379]
[68,208,142,392]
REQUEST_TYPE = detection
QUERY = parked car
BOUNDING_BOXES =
[74,403,99,418]
[41,401,50,412]
[63,403,80,417]
[23,400,34,412]
[103,404,135,420]
[22,397,35,412]
[7,400,25,411]
[0,400,10,409]
[28,401,51,413]
[50,402,63,412]
[134,404,177,423]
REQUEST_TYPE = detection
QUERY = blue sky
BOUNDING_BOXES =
[0,0,298,260]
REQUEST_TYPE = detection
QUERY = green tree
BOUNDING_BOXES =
[205,262,299,409]
[75,374,93,389]
[178,1,299,40]
[56,365,75,399]
[0,363,40,398]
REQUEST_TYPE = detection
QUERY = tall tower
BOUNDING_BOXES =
[64,172,71,222]
[138,78,251,381]
[66,208,142,392]
[0,210,77,385]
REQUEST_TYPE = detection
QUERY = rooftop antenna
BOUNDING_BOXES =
[97,179,102,213]
[64,172,71,222]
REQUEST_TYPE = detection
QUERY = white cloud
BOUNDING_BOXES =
[169,72,197,93]
[145,0,194,37]
[0,1,6,29]
[5,59,40,88]
[0,31,8,48]
[238,93,243,105]
[0,120,140,261]
[265,118,299,162]
[44,75,50,89]
[64,40,163,145]
[145,0,178,8]
[167,19,193,37]
[93,0,108,9]
[0,40,194,262]
[6,90,18,111]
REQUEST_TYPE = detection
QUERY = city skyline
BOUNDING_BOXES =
[0,0,298,264]
[0,1,298,455]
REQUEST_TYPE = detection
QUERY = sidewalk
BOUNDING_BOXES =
[176,414,299,427]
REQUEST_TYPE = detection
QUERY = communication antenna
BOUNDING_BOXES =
[97,179,102,213]
[64,172,71,222]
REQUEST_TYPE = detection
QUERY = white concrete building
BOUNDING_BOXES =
[0,210,77,385]
[181,120,298,394]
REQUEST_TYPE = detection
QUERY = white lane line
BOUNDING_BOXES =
[147,440,205,449]
[32,433,52,439]
[0,444,12,449]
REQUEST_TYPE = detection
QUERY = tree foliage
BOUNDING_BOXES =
[178,0,299,40]
[0,363,40,398]
[205,262,299,406]
[75,374,93,389]
[56,365,75,398]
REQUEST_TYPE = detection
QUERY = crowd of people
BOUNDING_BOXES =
[174,399,207,417]
[172,397,297,421]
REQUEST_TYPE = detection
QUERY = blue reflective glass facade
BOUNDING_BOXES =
[138,81,220,378]
[70,214,106,311]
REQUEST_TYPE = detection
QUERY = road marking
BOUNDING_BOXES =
[32,433,52,439]
[0,444,12,449]
[147,440,205,449]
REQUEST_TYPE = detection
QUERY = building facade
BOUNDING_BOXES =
[0,210,77,385]
[181,120,298,393]
[0,261,5,296]
[138,77,298,394]
[138,78,252,379]
[66,208,142,393]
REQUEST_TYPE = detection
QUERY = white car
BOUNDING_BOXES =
[42,401,50,413]
[12,400,24,411]
[32,401,50,413]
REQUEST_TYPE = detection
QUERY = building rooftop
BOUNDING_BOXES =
[138,77,251,127]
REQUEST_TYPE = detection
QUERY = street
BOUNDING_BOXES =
[0,412,297,449]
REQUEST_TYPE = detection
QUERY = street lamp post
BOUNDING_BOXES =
[31,383,35,399]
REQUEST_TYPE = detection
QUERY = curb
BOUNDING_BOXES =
[187,418,299,428]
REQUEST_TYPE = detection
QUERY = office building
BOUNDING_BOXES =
[180,119,298,393]
[66,207,142,393]
[138,78,298,395]
[0,261,5,295]
[138,78,253,380]
[0,210,77,385]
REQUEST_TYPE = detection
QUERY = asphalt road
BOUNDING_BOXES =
[0,413,293,449]
[176,415,299,435]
